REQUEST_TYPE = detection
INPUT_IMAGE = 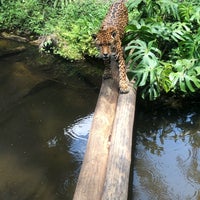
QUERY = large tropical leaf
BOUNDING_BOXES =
[125,39,161,66]
[158,0,179,19]
[179,33,200,59]
[169,59,200,93]
[125,0,200,100]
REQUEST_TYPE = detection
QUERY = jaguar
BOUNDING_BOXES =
[92,0,129,93]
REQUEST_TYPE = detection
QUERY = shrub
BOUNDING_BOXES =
[0,0,110,59]
[125,0,200,100]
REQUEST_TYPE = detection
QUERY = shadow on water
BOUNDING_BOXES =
[0,39,99,200]
[131,102,200,200]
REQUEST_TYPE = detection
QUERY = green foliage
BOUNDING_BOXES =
[169,59,200,93]
[49,0,109,60]
[53,0,73,8]
[0,0,110,60]
[126,39,162,100]
[0,0,46,33]
[125,0,200,100]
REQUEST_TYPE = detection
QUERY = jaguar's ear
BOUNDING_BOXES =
[111,31,117,38]
[92,34,97,40]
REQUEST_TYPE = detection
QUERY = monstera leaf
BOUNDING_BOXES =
[169,59,200,93]
[126,39,161,67]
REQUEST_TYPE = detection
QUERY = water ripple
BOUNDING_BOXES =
[64,113,93,162]
[64,113,93,141]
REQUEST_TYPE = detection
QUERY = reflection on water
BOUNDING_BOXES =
[64,114,93,163]
[0,41,98,200]
[132,104,200,200]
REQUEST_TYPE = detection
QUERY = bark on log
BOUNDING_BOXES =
[73,59,136,200]
[73,71,119,200]
[101,81,136,200]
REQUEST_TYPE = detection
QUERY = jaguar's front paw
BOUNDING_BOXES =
[119,81,129,94]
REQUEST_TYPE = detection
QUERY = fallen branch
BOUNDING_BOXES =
[0,46,26,57]
[0,32,28,42]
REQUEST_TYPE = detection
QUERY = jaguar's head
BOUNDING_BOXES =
[92,27,119,60]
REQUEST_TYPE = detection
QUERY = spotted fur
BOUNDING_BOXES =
[92,0,129,93]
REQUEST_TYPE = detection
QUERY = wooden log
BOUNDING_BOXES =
[101,81,136,200]
[73,66,119,200]
[73,58,136,200]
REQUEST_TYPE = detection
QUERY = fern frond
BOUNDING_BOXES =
[179,3,194,22]
[190,7,200,24]
[158,0,179,20]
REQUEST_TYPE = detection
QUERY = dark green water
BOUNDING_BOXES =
[1,39,200,200]
[131,102,200,200]
[0,39,98,200]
